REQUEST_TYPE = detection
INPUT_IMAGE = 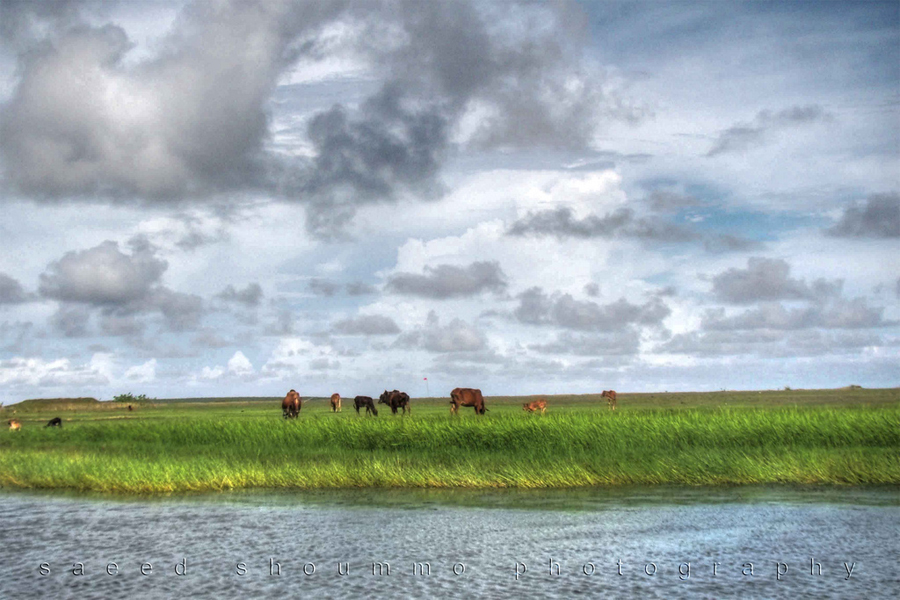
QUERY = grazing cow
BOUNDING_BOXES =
[354,396,378,416]
[45,417,63,428]
[522,399,548,414]
[330,393,342,413]
[450,387,487,415]
[282,389,301,419]
[379,390,411,415]
[601,390,617,410]
[8,419,21,431]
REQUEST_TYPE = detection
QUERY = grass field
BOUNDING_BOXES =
[0,388,898,493]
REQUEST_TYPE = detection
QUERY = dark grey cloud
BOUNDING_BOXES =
[702,298,894,331]
[49,304,91,337]
[309,357,340,371]
[150,287,204,332]
[0,2,347,201]
[529,329,641,356]
[710,257,842,304]
[509,206,760,253]
[645,190,704,213]
[825,193,900,238]
[346,282,377,296]
[514,287,670,332]
[97,313,145,337]
[396,311,485,353]
[1,1,623,236]
[707,104,830,156]
[658,329,886,358]
[217,283,263,307]
[508,207,691,242]
[0,273,29,304]
[702,233,764,253]
[387,261,507,299]
[308,278,341,297]
[583,282,600,297]
[333,314,400,336]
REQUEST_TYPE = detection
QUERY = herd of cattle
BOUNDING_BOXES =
[280,387,618,419]
[5,389,619,429]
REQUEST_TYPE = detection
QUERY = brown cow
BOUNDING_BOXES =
[282,389,301,419]
[8,419,21,431]
[354,396,378,416]
[450,387,487,415]
[601,390,617,410]
[522,399,547,414]
[330,393,342,413]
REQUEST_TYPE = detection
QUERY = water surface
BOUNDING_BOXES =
[1,486,897,599]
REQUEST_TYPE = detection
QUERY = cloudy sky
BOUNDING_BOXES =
[0,0,897,403]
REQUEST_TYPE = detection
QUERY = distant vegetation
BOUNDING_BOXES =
[113,393,153,403]
[0,387,897,493]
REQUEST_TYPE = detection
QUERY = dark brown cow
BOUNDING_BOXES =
[354,396,378,416]
[127,404,133,412]
[522,399,547,414]
[379,390,411,415]
[450,387,487,415]
[282,389,301,419]
[45,417,63,427]
[330,393,342,413]
[8,419,21,431]
[601,390,617,410]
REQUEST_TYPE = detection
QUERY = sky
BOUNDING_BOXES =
[0,0,897,403]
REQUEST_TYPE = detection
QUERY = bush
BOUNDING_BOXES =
[113,393,152,403]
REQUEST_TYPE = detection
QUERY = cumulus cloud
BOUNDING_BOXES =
[333,314,400,336]
[0,273,29,304]
[514,287,670,331]
[825,193,900,238]
[707,104,830,156]
[710,257,843,304]
[0,354,110,388]
[217,283,263,307]
[0,1,628,236]
[386,261,507,299]
[39,238,205,333]
[39,238,167,304]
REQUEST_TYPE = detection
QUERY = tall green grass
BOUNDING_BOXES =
[1,406,897,493]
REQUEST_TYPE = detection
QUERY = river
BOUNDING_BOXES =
[1,486,898,599]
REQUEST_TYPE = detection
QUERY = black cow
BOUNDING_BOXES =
[354,396,378,416]
[379,390,411,415]
[45,417,62,427]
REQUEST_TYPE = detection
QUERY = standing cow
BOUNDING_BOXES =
[379,390,411,415]
[354,396,378,416]
[601,390,617,410]
[282,389,301,419]
[330,393,342,413]
[8,419,21,431]
[450,388,487,415]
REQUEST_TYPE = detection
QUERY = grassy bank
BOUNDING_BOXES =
[1,392,898,492]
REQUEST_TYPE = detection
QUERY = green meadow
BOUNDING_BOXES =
[0,388,898,493]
